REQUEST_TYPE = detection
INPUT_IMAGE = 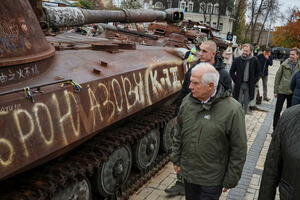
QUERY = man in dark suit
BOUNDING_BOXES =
[230,43,260,114]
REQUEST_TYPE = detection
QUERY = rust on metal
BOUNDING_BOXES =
[91,42,119,51]
[43,7,183,28]
[0,0,55,67]
[116,42,136,50]
[0,31,185,182]
[100,61,108,67]
[93,68,101,75]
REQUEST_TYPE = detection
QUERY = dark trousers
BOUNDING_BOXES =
[273,93,292,130]
[184,180,222,200]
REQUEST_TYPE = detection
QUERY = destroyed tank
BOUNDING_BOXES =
[101,18,207,48]
[0,1,186,199]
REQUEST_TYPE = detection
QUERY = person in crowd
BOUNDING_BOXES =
[258,104,300,200]
[230,43,261,114]
[273,48,300,130]
[222,42,233,72]
[290,67,300,106]
[253,44,260,56]
[171,63,247,200]
[280,50,289,64]
[257,47,273,101]
[233,44,243,60]
[165,40,232,196]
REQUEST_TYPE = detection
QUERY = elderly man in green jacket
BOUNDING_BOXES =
[171,63,247,200]
[273,48,300,130]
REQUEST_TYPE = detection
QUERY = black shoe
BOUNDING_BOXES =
[164,181,185,196]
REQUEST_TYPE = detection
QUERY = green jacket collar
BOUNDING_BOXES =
[282,59,300,70]
[188,84,230,111]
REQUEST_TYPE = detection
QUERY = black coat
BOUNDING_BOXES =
[230,56,260,101]
[290,70,300,106]
[258,105,300,200]
[257,53,273,76]
[174,54,232,115]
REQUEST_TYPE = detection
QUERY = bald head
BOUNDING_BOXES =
[202,40,217,53]
[199,40,217,64]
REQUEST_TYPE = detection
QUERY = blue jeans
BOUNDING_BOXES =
[184,180,223,200]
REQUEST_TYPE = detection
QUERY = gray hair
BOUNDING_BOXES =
[192,63,219,89]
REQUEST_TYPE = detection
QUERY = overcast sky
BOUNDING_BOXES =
[275,0,300,25]
[279,0,300,12]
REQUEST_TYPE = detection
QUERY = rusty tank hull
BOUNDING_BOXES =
[0,34,184,180]
[0,1,186,199]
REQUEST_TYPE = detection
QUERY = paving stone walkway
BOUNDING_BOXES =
[130,60,282,200]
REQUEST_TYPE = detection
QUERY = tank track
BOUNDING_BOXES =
[3,105,175,200]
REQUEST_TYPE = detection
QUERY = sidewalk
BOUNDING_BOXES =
[129,60,281,200]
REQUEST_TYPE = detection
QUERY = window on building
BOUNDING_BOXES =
[154,1,164,9]
[167,0,172,8]
[207,3,212,14]
[187,1,193,12]
[206,21,210,26]
[199,2,205,13]
[214,3,219,15]
[200,20,203,24]
[219,23,223,31]
[213,22,217,28]
[180,0,186,11]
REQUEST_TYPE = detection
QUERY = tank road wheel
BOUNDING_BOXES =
[95,145,132,197]
[161,118,176,152]
[134,128,160,171]
[52,177,91,200]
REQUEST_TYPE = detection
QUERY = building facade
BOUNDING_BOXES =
[152,0,235,39]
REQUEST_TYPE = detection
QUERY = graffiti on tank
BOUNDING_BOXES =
[0,64,39,85]
[0,64,182,174]
[0,104,21,113]
[0,18,31,57]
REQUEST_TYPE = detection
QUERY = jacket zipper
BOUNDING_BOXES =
[198,127,202,144]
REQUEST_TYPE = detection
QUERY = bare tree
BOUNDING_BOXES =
[250,0,266,42]
[232,0,247,42]
[244,0,258,39]
[198,0,211,24]
[256,0,279,44]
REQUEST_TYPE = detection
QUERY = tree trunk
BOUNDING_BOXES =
[245,0,256,39]
[256,8,270,44]
[250,0,265,42]
[217,0,221,29]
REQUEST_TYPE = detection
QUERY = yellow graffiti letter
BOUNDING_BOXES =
[98,83,115,121]
[13,109,34,157]
[170,67,181,90]
[111,79,123,112]
[88,88,103,130]
[33,103,54,145]
[0,138,14,167]
[133,72,145,105]
[150,70,164,98]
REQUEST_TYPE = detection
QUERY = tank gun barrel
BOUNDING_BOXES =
[43,7,184,28]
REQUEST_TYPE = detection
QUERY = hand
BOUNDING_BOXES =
[223,188,229,192]
[173,165,181,173]
[274,94,277,98]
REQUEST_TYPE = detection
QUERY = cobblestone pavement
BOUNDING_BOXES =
[130,60,282,200]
